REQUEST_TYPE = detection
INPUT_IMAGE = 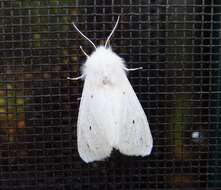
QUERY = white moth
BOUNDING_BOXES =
[68,17,153,163]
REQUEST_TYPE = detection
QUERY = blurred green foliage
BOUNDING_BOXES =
[0,82,25,142]
[0,0,78,142]
[15,0,78,65]
[170,95,191,160]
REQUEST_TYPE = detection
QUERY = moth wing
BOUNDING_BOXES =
[117,76,153,156]
[77,78,113,163]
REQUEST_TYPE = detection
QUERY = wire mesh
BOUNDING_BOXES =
[0,0,220,189]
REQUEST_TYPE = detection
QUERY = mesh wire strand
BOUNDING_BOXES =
[0,0,220,189]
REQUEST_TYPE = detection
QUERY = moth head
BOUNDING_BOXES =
[72,16,120,57]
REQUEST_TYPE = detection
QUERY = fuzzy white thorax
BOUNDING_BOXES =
[82,46,126,86]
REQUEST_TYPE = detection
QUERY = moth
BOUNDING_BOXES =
[68,17,153,163]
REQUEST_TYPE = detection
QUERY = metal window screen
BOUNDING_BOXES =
[0,0,220,189]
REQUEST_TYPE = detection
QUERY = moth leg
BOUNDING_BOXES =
[67,75,85,80]
[80,46,89,57]
[124,67,143,72]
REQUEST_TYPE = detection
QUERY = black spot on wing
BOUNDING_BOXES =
[89,126,92,130]
[133,120,135,124]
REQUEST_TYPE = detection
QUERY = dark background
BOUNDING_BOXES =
[0,0,220,189]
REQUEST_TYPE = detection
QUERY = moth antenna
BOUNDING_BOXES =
[72,22,96,49]
[105,16,120,48]
[80,46,89,57]
[106,40,111,48]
